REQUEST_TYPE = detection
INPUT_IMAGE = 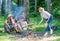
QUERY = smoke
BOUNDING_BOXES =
[11,5,25,20]
[2,0,25,20]
[11,2,25,20]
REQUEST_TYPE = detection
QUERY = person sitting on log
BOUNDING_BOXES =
[4,14,14,33]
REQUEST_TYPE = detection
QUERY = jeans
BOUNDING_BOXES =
[9,24,13,29]
[46,15,53,32]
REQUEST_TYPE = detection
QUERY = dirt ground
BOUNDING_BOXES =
[8,32,60,41]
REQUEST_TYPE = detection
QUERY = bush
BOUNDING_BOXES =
[29,12,40,17]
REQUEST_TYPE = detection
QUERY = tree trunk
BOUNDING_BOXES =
[17,0,20,6]
[1,0,6,15]
[46,0,52,14]
[35,0,37,13]
[21,0,23,5]
[0,0,2,15]
[24,0,29,23]
[8,0,12,14]
[1,0,12,15]
[17,0,23,6]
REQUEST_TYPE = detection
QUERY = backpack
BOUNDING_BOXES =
[51,26,57,31]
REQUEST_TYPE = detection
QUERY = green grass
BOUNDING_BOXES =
[30,17,60,32]
[0,16,60,41]
[53,38,60,41]
[0,16,15,41]
[0,16,10,41]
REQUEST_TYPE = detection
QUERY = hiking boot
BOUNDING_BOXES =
[50,29,53,34]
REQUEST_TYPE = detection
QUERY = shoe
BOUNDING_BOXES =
[44,32,48,36]
[50,29,53,34]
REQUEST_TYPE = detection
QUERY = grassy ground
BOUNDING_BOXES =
[0,16,9,41]
[30,16,60,41]
[30,16,60,34]
[0,16,60,41]
[53,38,60,41]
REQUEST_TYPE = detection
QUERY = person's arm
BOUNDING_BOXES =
[10,17,13,23]
[5,20,10,27]
[10,17,15,24]
[39,16,43,24]
[5,20,8,25]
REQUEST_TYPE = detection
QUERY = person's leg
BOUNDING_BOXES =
[13,24,19,32]
[45,24,50,32]
[44,15,53,36]
[5,24,10,32]
[47,15,53,34]
[17,24,23,32]
[44,23,50,36]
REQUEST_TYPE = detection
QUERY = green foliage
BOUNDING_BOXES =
[29,0,60,17]
[30,0,46,13]
[29,12,40,17]
[52,0,60,16]
[1,0,60,18]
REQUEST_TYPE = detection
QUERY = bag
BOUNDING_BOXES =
[51,26,57,31]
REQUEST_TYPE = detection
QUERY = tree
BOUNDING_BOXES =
[20,0,24,5]
[1,0,12,15]
[35,0,37,13]
[17,0,23,6]
[24,0,29,23]
[1,0,5,15]
[17,0,20,6]
[0,0,2,15]
[46,0,52,13]
[8,0,12,14]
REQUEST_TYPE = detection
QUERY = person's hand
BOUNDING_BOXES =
[44,23,48,28]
